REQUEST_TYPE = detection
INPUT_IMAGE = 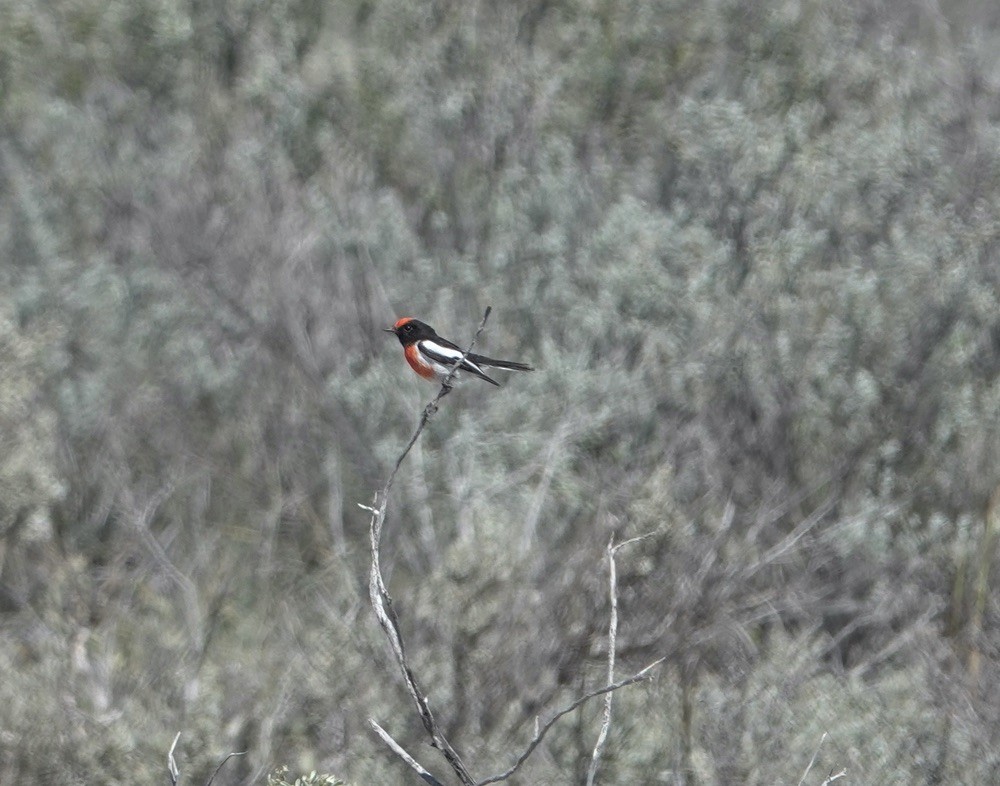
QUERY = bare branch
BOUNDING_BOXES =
[611,531,659,554]
[476,657,665,785]
[166,732,245,786]
[369,720,446,786]
[586,539,620,786]
[797,732,827,786]
[366,307,493,786]
[821,769,848,785]
[167,732,181,786]
[204,750,247,786]
[587,533,658,786]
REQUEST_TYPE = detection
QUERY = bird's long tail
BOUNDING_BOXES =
[469,354,534,372]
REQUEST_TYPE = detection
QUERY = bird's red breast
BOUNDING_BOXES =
[404,343,437,380]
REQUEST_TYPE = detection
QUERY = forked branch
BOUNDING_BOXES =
[165,732,246,786]
[476,657,666,785]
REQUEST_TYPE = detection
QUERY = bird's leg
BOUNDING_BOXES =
[423,384,451,418]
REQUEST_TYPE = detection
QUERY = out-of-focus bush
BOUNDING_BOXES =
[2,0,1000,782]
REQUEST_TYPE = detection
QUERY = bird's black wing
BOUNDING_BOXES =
[417,340,500,386]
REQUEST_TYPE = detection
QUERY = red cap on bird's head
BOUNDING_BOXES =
[383,316,416,334]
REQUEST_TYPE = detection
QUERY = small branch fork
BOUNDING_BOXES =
[364,308,663,784]
[476,658,666,785]
[168,732,181,786]
[797,732,847,786]
[166,732,246,786]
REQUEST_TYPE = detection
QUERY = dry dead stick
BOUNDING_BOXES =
[166,732,246,786]
[369,720,446,786]
[204,751,247,786]
[586,538,620,786]
[586,532,657,786]
[167,732,181,786]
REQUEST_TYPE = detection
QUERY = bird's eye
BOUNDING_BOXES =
[403,324,413,332]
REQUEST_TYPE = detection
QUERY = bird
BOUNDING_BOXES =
[384,317,533,389]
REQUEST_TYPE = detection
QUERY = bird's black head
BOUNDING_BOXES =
[383,317,437,345]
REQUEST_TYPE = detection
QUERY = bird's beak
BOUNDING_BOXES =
[383,327,396,334]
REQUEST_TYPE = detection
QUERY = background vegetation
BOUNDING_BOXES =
[2,0,1000,782]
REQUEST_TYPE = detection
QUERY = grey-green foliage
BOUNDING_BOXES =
[0,303,62,525]
[1,0,1000,782]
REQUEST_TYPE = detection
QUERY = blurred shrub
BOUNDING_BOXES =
[2,0,1000,782]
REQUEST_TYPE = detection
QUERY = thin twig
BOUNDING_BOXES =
[586,539,619,786]
[204,750,247,786]
[166,731,246,786]
[366,307,493,786]
[612,531,659,554]
[797,732,827,786]
[476,657,665,785]
[167,732,181,786]
[821,769,847,785]
[369,720,446,786]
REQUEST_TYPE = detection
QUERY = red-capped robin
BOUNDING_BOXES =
[384,317,533,389]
